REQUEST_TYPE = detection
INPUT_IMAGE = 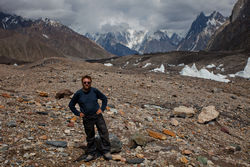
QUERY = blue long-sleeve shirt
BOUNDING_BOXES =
[68,87,107,116]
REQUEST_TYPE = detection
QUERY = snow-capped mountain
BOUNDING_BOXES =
[0,12,33,30]
[86,28,182,56]
[177,11,227,51]
[207,0,250,51]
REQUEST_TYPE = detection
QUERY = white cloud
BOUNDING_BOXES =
[0,0,237,34]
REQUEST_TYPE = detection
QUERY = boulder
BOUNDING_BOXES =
[198,106,219,123]
[96,133,122,153]
[55,89,73,99]
[173,106,195,118]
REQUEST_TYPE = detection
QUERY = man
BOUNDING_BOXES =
[69,75,112,162]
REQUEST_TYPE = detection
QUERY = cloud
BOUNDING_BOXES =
[0,0,237,35]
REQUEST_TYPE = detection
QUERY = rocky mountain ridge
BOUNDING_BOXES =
[86,11,226,56]
[0,12,113,64]
[177,11,227,51]
[207,0,250,51]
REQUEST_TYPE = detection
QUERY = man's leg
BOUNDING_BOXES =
[96,114,111,154]
[83,117,96,155]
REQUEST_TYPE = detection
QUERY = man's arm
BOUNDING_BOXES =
[95,88,108,112]
[68,92,80,116]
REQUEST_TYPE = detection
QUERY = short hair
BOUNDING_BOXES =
[81,75,92,83]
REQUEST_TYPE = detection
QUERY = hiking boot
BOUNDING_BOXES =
[84,154,96,162]
[103,152,112,160]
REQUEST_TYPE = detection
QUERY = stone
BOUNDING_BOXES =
[130,132,148,147]
[162,129,176,137]
[70,116,77,123]
[173,106,195,118]
[197,156,208,165]
[67,122,74,127]
[38,91,48,97]
[45,141,67,148]
[198,106,219,123]
[136,154,144,158]
[96,133,122,153]
[147,129,167,140]
[112,154,122,161]
[7,121,16,127]
[180,156,188,164]
[182,150,192,155]
[64,129,70,134]
[36,111,49,115]
[1,93,11,98]
[126,158,144,164]
[0,105,4,109]
[39,135,48,140]
[55,89,73,99]
[170,118,179,126]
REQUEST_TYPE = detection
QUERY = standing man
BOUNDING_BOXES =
[69,75,111,162]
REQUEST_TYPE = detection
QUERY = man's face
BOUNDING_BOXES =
[82,78,91,91]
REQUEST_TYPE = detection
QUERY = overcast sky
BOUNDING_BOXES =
[0,0,237,36]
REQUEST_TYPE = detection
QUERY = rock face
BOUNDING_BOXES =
[0,12,113,64]
[207,0,250,51]
[178,11,227,51]
[198,106,219,123]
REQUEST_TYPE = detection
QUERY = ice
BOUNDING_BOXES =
[180,64,230,83]
[177,63,185,67]
[235,57,250,79]
[142,63,151,68]
[151,64,165,73]
[104,63,113,67]
[42,34,49,39]
[206,64,216,68]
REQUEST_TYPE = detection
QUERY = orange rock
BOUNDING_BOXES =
[136,154,144,158]
[182,150,192,155]
[119,110,125,116]
[2,93,11,98]
[17,98,24,102]
[106,106,110,111]
[0,105,5,109]
[162,129,176,137]
[67,122,74,127]
[38,126,47,131]
[38,91,48,97]
[39,135,48,140]
[180,156,188,164]
[70,116,77,123]
[147,129,167,140]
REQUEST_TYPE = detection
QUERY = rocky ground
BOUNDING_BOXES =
[0,57,249,167]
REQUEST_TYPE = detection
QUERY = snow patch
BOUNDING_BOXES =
[151,64,165,73]
[142,63,151,68]
[206,64,216,68]
[104,63,113,67]
[235,57,250,79]
[42,34,49,39]
[180,64,230,83]
[178,63,185,67]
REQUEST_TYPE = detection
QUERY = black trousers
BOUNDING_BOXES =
[82,113,111,155]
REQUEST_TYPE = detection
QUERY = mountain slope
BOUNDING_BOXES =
[178,11,227,51]
[207,0,250,51]
[0,12,113,64]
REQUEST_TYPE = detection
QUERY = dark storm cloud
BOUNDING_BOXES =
[0,0,237,35]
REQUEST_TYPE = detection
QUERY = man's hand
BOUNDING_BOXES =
[96,109,102,115]
[79,113,84,117]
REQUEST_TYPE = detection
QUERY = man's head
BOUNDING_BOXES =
[82,75,92,91]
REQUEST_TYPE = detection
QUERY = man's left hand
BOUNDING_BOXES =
[96,109,102,115]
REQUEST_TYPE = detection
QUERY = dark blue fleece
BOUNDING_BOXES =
[68,87,107,116]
